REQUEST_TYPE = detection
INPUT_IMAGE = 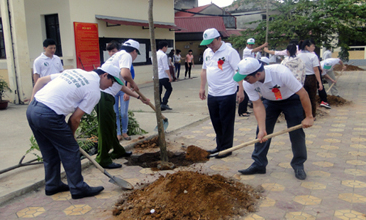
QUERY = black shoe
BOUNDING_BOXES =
[295,169,306,180]
[45,184,69,196]
[71,186,104,199]
[215,152,232,159]
[123,151,132,157]
[207,148,219,154]
[238,165,266,175]
[102,162,122,169]
[161,104,172,110]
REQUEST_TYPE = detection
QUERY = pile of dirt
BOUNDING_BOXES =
[112,171,263,219]
[333,64,364,71]
[185,145,210,162]
[124,151,197,170]
[316,95,351,106]
[134,136,159,149]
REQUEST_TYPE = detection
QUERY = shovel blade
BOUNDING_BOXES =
[154,118,169,131]
[109,176,134,190]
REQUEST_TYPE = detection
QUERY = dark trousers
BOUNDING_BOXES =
[251,94,307,170]
[95,92,126,166]
[238,90,249,115]
[175,63,181,78]
[26,99,89,195]
[207,93,236,151]
[318,74,327,103]
[185,62,192,78]
[304,74,317,117]
[159,78,173,105]
[169,66,176,81]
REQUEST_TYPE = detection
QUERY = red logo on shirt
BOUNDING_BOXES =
[271,85,282,100]
[218,57,225,70]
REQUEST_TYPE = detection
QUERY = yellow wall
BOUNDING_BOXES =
[333,51,365,59]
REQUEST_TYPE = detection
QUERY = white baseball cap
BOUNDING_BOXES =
[99,64,124,85]
[233,57,263,82]
[247,38,255,45]
[260,57,270,65]
[200,28,220,46]
[122,39,140,55]
[323,61,332,70]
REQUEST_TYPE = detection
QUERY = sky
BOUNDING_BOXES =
[198,0,234,7]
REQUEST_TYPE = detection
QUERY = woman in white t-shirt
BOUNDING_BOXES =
[297,39,323,118]
[174,50,182,79]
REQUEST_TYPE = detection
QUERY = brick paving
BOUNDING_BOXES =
[1,70,366,219]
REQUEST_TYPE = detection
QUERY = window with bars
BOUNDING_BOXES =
[0,18,6,59]
[45,14,62,57]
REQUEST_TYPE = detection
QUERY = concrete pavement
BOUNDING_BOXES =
[1,66,366,219]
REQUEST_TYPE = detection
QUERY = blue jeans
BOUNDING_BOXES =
[26,99,89,195]
[207,93,236,151]
[175,63,181,78]
[114,91,129,135]
[251,94,307,170]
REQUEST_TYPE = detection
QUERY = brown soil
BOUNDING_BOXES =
[316,95,351,106]
[124,151,202,170]
[112,171,263,220]
[185,145,210,162]
[333,64,364,71]
[134,136,159,149]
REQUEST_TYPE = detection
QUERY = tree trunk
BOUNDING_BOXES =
[148,0,168,162]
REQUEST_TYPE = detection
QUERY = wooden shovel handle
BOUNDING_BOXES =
[79,147,105,173]
[135,90,166,120]
[217,124,303,156]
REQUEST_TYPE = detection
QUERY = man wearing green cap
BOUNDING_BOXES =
[199,28,244,159]
[233,57,313,180]
[320,58,346,97]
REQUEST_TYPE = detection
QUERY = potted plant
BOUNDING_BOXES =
[0,77,12,110]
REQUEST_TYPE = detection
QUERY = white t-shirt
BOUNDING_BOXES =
[297,51,319,75]
[243,47,255,59]
[34,69,101,115]
[202,41,240,96]
[33,53,63,77]
[322,50,332,60]
[174,54,181,63]
[156,50,170,79]
[320,58,340,75]
[243,64,303,102]
[101,50,132,96]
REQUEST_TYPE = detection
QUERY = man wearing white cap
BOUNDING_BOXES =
[233,57,313,180]
[242,38,268,59]
[320,58,346,97]
[95,39,149,169]
[26,64,123,199]
[199,28,244,159]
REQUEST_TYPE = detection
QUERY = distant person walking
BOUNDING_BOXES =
[185,50,194,79]
[168,49,176,81]
[156,41,173,111]
[174,50,182,79]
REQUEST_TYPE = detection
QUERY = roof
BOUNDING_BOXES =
[175,16,228,35]
[95,15,181,30]
[175,4,211,17]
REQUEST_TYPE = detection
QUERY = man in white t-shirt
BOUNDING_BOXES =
[233,58,314,180]
[320,58,346,97]
[156,41,173,110]
[322,46,332,60]
[242,38,268,59]
[26,64,123,199]
[96,39,149,169]
[199,28,244,159]
[33,39,63,84]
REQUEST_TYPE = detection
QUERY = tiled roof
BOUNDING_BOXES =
[175,4,211,17]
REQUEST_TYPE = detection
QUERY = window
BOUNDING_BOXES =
[45,14,62,57]
[0,18,6,59]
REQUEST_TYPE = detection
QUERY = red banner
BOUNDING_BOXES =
[74,22,100,71]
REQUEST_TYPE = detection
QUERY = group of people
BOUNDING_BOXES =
[200,27,345,181]
[29,38,150,199]
[28,28,345,200]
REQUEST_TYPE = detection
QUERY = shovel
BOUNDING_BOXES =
[135,90,169,131]
[79,147,134,190]
[209,124,303,158]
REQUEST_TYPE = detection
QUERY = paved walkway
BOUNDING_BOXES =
[1,68,366,219]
